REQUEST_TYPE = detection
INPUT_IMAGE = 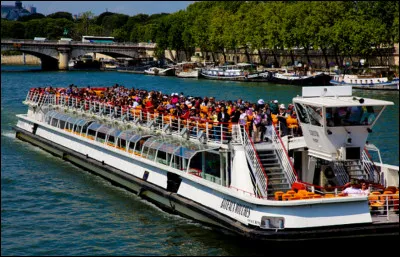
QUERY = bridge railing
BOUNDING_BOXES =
[1,39,156,48]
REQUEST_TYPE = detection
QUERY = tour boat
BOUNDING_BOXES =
[266,69,332,86]
[331,74,399,91]
[13,86,399,240]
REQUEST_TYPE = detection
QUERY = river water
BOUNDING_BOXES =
[1,65,399,255]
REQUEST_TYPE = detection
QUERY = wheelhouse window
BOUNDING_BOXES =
[294,103,310,124]
[325,106,381,127]
[304,105,323,127]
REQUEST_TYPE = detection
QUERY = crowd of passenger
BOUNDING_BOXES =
[29,84,301,142]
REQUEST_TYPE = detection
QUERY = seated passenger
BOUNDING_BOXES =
[361,182,370,195]
[342,180,362,196]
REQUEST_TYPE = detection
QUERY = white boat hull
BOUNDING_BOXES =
[176,70,199,78]
[13,110,399,240]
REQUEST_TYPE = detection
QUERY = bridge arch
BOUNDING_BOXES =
[5,49,59,70]
[1,39,157,70]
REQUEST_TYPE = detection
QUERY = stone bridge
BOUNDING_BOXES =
[1,39,156,70]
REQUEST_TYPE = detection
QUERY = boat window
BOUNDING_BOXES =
[117,138,127,149]
[117,131,134,150]
[202,152,221,183]
[85,122,99,139]
[294,103,310,124]
[73,119,86,134]
[304,105,323,127]
[325,106,381,126]
[81,121,94,135]
[95,125,111,143]
[55,113,70,129]
[51,118,59,127]
[45,110,57,124]
[65,116,79,131]
[106,128,121,145]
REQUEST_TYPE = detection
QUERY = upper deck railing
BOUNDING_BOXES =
[25,92,234,146]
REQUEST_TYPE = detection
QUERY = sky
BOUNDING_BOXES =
[2,1,194,16]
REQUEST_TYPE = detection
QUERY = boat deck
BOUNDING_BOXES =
[254,141,275,150]
[371,214,399,224]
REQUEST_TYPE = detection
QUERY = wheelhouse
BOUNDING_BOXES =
[293,86,394,161]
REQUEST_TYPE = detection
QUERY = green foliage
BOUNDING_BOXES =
[1,50,22,55]
[101,14,129,35]
[95,12,115,26]
[47,12,73,21]
[1,20,25,39]
[17,13,45,22]
[1,0,398,66]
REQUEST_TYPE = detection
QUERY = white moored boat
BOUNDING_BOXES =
[13,85,399,240]
[174,62,200,78]
[144,67,175,76]
[331,74,399,91]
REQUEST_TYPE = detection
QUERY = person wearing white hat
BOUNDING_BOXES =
[270,99,279,114]
[277,103,289,136]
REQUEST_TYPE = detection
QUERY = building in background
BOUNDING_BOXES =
[1,1,36,20]
[26,5,36,14]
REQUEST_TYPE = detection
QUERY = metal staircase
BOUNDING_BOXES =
[344,160,368,180]
[236,123,296,199]
[256,148,292,197]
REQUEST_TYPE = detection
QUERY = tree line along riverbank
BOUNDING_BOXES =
[1,1,398,69]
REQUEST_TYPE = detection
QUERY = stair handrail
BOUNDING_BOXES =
[231,124,243,144]
[270,126,298,185]
[332,161,350,185]
[241,125,269,198]
[362,148,379,183]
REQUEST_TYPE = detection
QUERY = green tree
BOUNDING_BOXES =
[1,20,25,39]
[101,14,129,35]
[47,12,73,21]
[95,11,115,26]
[17,13,45,22]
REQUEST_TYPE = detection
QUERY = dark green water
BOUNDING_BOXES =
[1,65,399,255]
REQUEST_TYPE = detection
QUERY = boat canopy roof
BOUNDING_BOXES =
[294,86,394,107]
[142,135,219,159]
[46,111,93,127]
[294,96,394,108]
[118,130,152,143]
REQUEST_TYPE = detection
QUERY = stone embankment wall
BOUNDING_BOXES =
[1,54,41,65]
[167,43,399,68]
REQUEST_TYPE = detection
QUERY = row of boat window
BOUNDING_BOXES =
[44,111,221,174]
[349,79,382,84]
